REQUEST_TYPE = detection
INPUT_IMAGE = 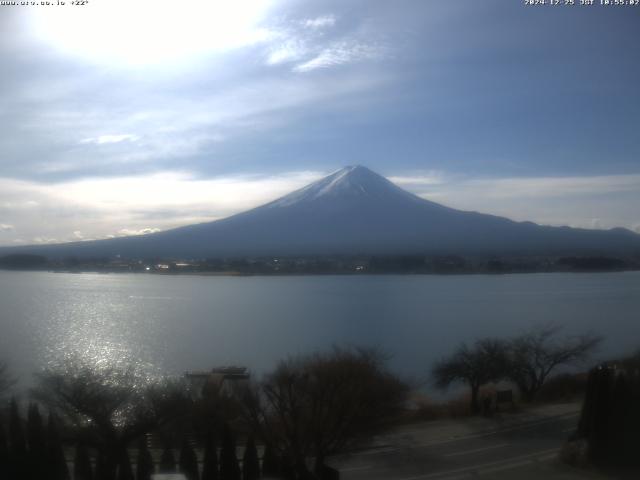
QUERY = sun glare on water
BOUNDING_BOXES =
[30,0,275,66]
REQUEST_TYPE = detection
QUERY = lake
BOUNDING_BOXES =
[1,271,639,391]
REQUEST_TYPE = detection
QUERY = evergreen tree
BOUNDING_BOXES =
[27,403,47,480]
[116,447,134,480]
[201,432,219,480]
[74,444,94,480]
[178,438,199,480]
[280,456,295,480]
[135,437,154,480]
[0,421,10,475]
[589,367,613,464]
[241,436,259,480]
[219,424,240,480]
[608,373,632,465]
[95,449,116,480]
[260,443,279,477]
[576,363,640,467]
[9,398,28,480]
[159,445,176,473]
[46,413,70,480]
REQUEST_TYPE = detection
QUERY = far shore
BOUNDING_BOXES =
[0,266,638,277]
[1,251,639,276]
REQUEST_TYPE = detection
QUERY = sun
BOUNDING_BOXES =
[30,0,275,67]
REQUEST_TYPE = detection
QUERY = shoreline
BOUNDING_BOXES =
[1,267,639,277]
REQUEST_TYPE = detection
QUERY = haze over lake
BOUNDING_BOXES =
[1,271,639,389]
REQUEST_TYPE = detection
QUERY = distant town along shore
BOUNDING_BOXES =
[0,252,637,275]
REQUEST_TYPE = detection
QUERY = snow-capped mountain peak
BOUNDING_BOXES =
[267,165,417,208]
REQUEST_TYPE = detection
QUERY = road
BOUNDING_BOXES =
[330,408,594,479]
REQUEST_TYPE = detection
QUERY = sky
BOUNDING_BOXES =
[0,0,639,246]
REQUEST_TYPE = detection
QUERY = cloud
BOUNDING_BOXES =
[266,40,307,65]
[303,15,337,29]
[400,173,640,199]
[590,218,602,229]
[0,170,323,246]
[80,134,140,145]
[407,173,640,230]
[462,175,640,199]
[117,228,161,237]
[0,223,14,231]
[28,0,275,67]
[0,50,387,182]
[264,11,383,73]
[0,1,397,185]
[32,237,58,244]
[389,172,446,186]
[294,42,382,72]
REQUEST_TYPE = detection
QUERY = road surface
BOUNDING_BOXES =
[330,406,600,479]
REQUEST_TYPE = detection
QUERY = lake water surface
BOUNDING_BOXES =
[1,271,639,389]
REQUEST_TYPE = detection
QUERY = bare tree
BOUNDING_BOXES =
[239,347,408,478]
[432,338,509,415]
[507,325,602,402]
[32,361,190,480]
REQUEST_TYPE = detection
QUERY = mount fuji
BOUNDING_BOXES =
[4,166,640,259]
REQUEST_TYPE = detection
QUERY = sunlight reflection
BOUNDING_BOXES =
[30,0,276,66]
[38,289,164,382]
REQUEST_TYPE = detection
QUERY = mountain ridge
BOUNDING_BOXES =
[1,166,639,259]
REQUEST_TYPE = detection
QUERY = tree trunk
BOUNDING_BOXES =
[470,384,480,415]
[518,377,541,403]
[296,463,315,480]
[522,387,535,403]
[314,454,325,476]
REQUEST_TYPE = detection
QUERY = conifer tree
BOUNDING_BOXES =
[608,373,632,465]
[241,436,259,480]
[9,398,28,480]
[74,444,94,480]
[260,443,279,477]
[178,438,199,480]
[201,432,219,480]
[116,447,134,480]
[219,424,240,480]
[159,445,176,473]
[280,456,295,480]
[95,449,116,480]
[27,403,47,480]
[135,437,154,480]
[0,421,10,474]
[46,413,70,480]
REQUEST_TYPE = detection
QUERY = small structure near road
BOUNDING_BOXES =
[496,389,516,412]
[184,366,250,398]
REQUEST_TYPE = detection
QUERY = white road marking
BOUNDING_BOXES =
[412,412,579,448]
[479,452,556,475]
[396,448,559,480]
[356,446,400,456]
[443,443,510,458]
[340,465,374,472]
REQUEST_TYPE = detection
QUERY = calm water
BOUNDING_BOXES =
[1,271,639,389]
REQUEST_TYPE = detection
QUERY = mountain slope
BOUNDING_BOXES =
[3,165,640,258]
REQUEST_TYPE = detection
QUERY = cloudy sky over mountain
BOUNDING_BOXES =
[1,0,639,245]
